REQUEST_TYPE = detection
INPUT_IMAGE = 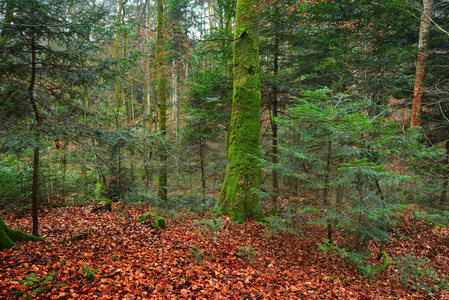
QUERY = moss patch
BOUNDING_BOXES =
[424,220,446,228]
[137,213,168,230]
[374,251,390,273]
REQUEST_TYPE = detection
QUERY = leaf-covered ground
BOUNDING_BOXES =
[1,203,449,299]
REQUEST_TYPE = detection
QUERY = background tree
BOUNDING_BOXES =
[0,0,109,236]
[411,0,435,127]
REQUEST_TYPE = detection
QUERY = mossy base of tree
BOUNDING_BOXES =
[0,217,45,250]
[137,213,168,230]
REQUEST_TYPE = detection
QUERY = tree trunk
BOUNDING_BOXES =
[156,0,168,201]
[0,217,45,250]
[439,140,449,206]
[200,136,207,199]
[323,140,333,243]
[218,0,263,223]
[271,34,280,203]
[114,0,124,128]
[29,36,42,237]
[411,0,434,127]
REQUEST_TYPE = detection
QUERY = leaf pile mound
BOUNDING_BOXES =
[1,203,448,299]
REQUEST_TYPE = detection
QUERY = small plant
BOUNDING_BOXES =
[79,263,99,283]
[236,245,260,262]
[317,240,389,277]
[394,254,448,295]
[189,244,214,263]
[111,255,120,262]
[193,217,225,239]
[19,271,57,297]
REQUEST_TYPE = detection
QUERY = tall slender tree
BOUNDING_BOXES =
[156,0,168,201]
[218,0,263,222]
[411,0,434,127]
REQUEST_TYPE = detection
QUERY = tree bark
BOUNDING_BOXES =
[29,36,42,237]
[156,0,168,201]
[411,0,434,127]
[323,140,333,243]
[114,0,124,128]
[218,0,263,223]
[200,136,207,200]
[271,33,279,203]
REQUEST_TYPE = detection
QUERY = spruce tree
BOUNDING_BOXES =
[0,0,109,236]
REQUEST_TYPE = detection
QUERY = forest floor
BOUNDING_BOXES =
[1,202,449,299]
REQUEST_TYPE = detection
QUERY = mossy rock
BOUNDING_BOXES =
[137,213,168,230]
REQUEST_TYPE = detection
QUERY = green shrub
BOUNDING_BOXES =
[236,245,260,262]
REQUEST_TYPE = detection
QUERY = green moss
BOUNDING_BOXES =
[60,229,90,243]
[374,251,390,273]
[154,217,168,230]
[0,216,45,250]
[218,0,263,223]
[137,214,147,223]
[136,213,168,230]
[102,198,112,212]
[424,220,446,228]
[93,198,112,212]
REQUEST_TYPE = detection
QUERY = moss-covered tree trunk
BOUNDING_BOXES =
[156,0,168,201]
[0,217,45,250]
[218,0,263,223]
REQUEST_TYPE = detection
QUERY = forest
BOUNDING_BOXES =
[1,0,449,298]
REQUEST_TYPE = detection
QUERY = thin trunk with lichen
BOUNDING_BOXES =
[156,0,168,201]
[29,34,41,237]
[218,0,263,223]
[411,0,434,127]
[0,217,45,250]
